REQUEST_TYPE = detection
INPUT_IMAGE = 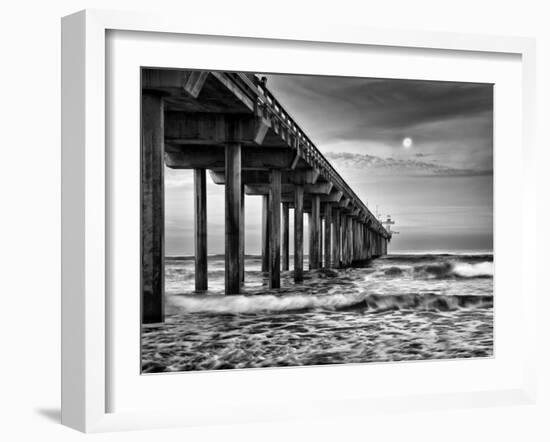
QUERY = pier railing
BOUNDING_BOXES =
[228,72,389,238]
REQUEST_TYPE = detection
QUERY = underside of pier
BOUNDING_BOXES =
[141,69,391,323]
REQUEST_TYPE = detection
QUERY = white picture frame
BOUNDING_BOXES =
[61,9,537,433]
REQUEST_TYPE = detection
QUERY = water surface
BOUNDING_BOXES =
[141,254,493,373]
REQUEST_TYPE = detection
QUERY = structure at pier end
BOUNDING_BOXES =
[141,69,391,323]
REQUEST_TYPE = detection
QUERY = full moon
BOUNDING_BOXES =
[402,137,413,149]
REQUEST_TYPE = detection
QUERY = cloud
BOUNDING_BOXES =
[164,167,193,188]
[325,151,492,177]
[265,74,493,171]
[267,74,492,131]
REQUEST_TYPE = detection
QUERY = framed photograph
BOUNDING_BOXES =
[61,9,537,432]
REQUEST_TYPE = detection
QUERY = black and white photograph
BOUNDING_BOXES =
[4,0,547,439]
[140,69,493,373]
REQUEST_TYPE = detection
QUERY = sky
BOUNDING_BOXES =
[164,73,493,255]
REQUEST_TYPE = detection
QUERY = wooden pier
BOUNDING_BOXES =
[141,69,391,323]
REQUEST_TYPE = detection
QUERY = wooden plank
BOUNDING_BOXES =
[269,169,282,288]
[289,152,300,170]
[210,71,256,111]
[324,204,332,268]
[310,195,321,269]
[254,117,270,145]
[184,71,209,98]
[282,202,290,271]
[294,186,304,283]
[141,92,165,324]
[261,195,269,272]
[225,143,241,294]
[194,169,208,292]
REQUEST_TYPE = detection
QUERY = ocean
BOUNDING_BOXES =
[141,253,493,373]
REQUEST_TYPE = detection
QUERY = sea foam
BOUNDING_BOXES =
[451,261,494,278]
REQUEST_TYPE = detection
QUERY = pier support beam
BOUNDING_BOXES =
[294,185,304,283]
[320,216,324,268]
[347,216,355,265]
[141,92,164,324]
[269,169,282,288]
[308,213,313,270]
[364,227,369,259]
[358,222,362,260]
[369,229,374,258]
[358,224,362,260]
[354,221,359,261]
[261,195,269,272]
[341,214,348,267]
[351,218,357,262]
[282,202,290,271]
[225,143,242,294]
[310,195,321,269]
[194,169,208,292]
[324,204,332,268]
[240,183,245,284]
[332,208,341,268]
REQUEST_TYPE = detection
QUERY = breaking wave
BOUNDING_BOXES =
[413,261,493,279]
[168,291,492,314]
